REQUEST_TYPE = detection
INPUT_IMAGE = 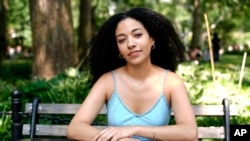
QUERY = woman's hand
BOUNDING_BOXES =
[92,126,137,141]
[118,138,140,141]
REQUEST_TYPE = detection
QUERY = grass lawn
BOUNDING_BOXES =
[178,52,250,124]
[220,53,250,68]
[218,53,250,83]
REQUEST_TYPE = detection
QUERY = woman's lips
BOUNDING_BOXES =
[128,50,141,56]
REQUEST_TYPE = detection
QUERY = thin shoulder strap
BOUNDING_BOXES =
[162,70,169,90]
[111,71,117,91]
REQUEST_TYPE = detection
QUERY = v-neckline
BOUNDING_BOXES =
[114,91,165,116]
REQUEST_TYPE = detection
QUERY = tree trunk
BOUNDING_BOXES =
[78,0,91,58]
[0,0,8,62]
[29,0,77,79]
[190,0,202,50]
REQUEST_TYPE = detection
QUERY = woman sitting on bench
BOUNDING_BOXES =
[67,7,198,141]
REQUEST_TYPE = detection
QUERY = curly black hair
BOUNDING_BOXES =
[85,7,185,84]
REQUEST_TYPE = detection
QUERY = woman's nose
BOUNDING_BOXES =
[127,37,136,49]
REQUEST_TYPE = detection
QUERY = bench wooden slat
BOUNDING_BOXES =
[22,124,106,136]
[25,103,107,115]
[192,105,238,116]
[23,124,225,139]
[22,102,238,139]
[25,103,238,116]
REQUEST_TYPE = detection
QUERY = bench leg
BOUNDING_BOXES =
[30,98,40,138]
[223,98,230,141]
[11,90,23,141]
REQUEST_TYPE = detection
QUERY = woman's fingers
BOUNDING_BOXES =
[93,126,135,141]
[93,127,116,141]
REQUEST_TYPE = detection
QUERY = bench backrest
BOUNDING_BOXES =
[21,98,238,140]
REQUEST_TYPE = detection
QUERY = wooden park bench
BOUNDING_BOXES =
[11,90,239,141]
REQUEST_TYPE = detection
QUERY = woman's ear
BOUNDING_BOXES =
[151,38,155,46]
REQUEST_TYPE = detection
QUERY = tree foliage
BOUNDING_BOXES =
[1,0,250,72]
[7,0,31,47]
[3,0,250,49]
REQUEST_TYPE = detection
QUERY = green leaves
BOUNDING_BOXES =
[17,70,91,103]
[177,54,250,125]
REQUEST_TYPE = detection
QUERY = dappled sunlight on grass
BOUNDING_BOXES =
[177,53,250,124]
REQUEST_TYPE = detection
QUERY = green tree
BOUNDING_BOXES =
[0,0,8,62]
[29,0,77,79]
[77,0,92,58]
[6,0,31,48]
[190,0,202,50]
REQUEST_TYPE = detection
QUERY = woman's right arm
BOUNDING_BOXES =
[67,72,112,141]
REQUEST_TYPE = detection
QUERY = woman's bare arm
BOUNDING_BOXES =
[67,73,113,140]
[134,72,198,141]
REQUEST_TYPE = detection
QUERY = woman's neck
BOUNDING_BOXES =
[125,62,154,80]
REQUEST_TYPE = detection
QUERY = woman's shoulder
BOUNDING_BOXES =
[164,69,185,86]
[98,66,125,80]
[98,71,114,82]
[156,67,176,77]
[93,71,115,95]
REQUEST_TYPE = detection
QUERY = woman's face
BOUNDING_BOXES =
[115,17,154,65]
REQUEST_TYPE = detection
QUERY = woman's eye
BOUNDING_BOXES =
[118,39,125,44]
[135,33,142,38]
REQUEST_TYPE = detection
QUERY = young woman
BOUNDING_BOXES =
[67,7,198,141]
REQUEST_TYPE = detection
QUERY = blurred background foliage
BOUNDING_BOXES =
[1,0,250,140]
[4,0,250,49]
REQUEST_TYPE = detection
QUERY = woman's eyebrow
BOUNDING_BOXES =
[116,28,143,38]
[131,28,143,33]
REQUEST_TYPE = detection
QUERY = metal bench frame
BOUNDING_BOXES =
[11,90,239,141]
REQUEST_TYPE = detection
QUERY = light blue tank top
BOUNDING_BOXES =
[107,70,171,141]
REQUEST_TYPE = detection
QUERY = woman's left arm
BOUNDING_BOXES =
[153,72,198,141]
[135,72,198,141]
